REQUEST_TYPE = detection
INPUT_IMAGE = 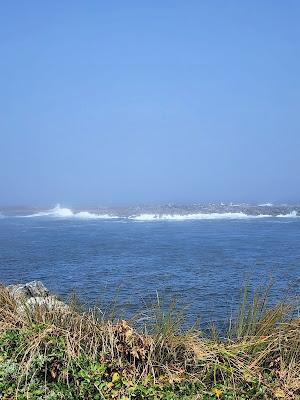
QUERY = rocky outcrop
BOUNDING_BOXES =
[6,281,66,311]
[7,280,50,299]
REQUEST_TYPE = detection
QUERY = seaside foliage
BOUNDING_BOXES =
[0,285,299,399]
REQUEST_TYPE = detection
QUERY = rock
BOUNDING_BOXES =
[7,281,50,299]
[6,281,67,312]
[23,296,67,311]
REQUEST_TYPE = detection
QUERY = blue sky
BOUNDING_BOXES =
[1,1,299,206]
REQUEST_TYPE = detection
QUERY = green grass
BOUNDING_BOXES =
[0,284,299,399]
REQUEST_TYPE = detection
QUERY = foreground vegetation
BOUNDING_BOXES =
[0,285,299,399]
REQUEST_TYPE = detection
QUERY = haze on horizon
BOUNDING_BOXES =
[1,1,300,207]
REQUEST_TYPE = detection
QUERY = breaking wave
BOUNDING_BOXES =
[277,210,299,218]
[129,212,272,221]
[21,205,117,220]
[15,205,299,221]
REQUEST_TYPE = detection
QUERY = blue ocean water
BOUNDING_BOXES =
[0,204,299,325]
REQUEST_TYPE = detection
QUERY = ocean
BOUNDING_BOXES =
[0,204,299,326]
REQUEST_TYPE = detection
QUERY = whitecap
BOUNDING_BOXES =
[276,210,299,218]
[20,205,118,219]
[74,211,118,219]
[129,212,272,221]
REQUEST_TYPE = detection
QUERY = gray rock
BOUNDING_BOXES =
[7,280,50,299]
[6,281,68,313]
[23,296,67,311]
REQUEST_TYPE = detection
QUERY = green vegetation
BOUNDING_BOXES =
[0,285,299,399]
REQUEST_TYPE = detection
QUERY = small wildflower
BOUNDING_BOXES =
[112,372,120,383]
[274,388,285,398]
[214,388,222,399]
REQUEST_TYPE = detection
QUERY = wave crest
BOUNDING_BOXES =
[129,212,272,221]
[277,210,298,218]
[16,206,300,221]
[22,205,117,220]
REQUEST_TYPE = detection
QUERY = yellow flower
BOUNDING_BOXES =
[214,388,222,399]
[274,388,285,398]
[112,372,120,383]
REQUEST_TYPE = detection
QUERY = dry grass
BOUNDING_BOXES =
[0,284,299,399]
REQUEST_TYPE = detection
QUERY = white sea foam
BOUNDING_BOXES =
[129,212,272,221]
[258,203,273,207]
[22,205,118,219]
[25,205,74,218]
[17,205,300,221]
[74,211,117,219]
[276,210,299,218]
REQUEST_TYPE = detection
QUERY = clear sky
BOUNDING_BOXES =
[1,1,299,206]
